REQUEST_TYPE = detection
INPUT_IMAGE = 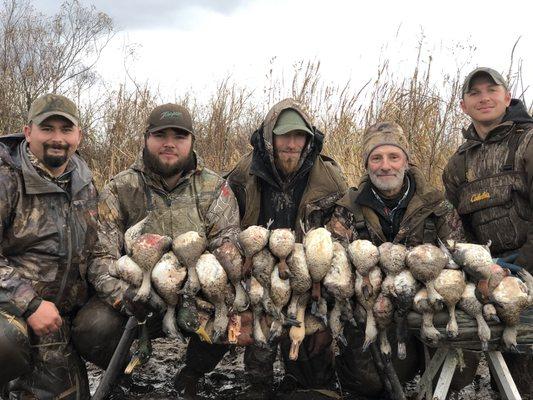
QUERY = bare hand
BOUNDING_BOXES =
[26,300,62,336]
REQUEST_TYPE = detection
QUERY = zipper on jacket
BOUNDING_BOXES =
[54,200,73,308]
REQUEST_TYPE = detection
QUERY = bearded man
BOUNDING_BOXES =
[71,103,241,397]
[326,121,472,398]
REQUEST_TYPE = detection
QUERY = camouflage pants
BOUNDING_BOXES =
[0,310,89,400]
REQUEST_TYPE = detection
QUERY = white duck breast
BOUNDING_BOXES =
[239,225,270,278]
[151,251,187,339]
[373,293,394,360]
[286,244,312,320]
[405,244,447,309]
[304,228,334,301]
[172,231,207,298]
[434,269,466,338]
[248,276,268,347]
[130,233,172,302]
[269,229,295,280]
[115,255,143,286]
[458,283,491,351]
[348,239,379,300]
[391,269,419,360]
[195,253,229,343]
[252,248,279,320]
[213,242,249,313]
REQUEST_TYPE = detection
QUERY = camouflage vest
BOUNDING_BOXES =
[455,124,533,254]
[113,168,223,239]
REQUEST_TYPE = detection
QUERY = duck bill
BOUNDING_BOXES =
[195,326,212,344]
[227,314,242,344]
[289,340,301,360]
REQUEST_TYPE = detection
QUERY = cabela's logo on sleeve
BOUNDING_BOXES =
[470,192,490,203]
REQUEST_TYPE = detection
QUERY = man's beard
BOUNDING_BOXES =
[369,164,409,193]
[143,147,194,178]
[43,143,69,168]
[274,152,301,177]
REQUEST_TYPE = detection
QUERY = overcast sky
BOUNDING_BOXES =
[33,0,533,103]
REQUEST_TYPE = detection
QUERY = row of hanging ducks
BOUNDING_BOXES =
[110,220,533,361]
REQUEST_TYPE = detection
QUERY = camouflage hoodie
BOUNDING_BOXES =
[89,151,240,309]
[226,99,347,241]
[0,133,97,317]
[443,99,533,269]
[327,165,464,246]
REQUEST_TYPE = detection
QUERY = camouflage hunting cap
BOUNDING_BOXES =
[273,109,313,136]
[146,103,194,135]
[362,121,410,165]
[28,93,79,126]
[462,67,509,96]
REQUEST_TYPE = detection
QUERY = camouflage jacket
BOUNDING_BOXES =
[327,165,465,246]
[89,153,240,309]
[226,99,348,242]
[443,100,533,270]
[0,134,98,317]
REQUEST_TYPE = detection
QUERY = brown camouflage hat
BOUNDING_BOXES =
[362,122,410,165]
[462,67,509,96]
[146,103,193,135]
[28,93,79,126]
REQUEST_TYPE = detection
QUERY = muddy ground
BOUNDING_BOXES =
[87,338,500,399]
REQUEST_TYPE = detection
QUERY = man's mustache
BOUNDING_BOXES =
[44,143,69,151]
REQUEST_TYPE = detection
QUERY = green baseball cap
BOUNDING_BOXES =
[28,93,80,126]
[146,103,194,135]
[272,109,313,136]
[462,67,509,96]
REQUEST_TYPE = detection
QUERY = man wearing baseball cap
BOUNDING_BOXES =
[443,67,533,397]
[327,121,469,398]
[72,103,241,396]
[0,93,96,398]
[222,98,347,399]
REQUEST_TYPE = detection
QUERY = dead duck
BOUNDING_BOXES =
[213,242,249,313]
[124,217,147,255]
[238,225,270,279]
[269,228,295,280]
[248,276,269,348]
[490,270,533,351]
[354,266,382,351]
[172,231,207,298]
[434,269,466,338]
[413,288,441,345]
[405,244,447,310]
[373,292,395,361]
[286,243,312,321]
[252,248,280,320]
[446,241,508,300]
[458,283,491,351]
[151,251,187,340]
[323,242,355,347]
[304,228,334,323]
[176,295,212,344]
[268,265,293,344]
[130,233,172,302]
[213,242,248,344]
[379,242,407,296]
[195,252,229,343]
[348,239,380,301]
[390,270,419,360]
[289,292,311,360]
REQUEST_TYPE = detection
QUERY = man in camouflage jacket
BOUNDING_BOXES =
[0,94,96,399]
[327,122,471,398]
[225,98,347,399]
[72,104,241,397]
[443,67,533,398]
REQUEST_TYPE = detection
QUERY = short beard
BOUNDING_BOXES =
[369,164,409,194]
[43,143,69,168]
[143,147,193,178]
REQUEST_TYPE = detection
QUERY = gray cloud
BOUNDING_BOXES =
[31,0,247,30]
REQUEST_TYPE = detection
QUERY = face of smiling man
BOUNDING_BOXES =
[367,144,409,196]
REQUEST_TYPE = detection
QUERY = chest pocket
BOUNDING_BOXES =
[457,173,530,253]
